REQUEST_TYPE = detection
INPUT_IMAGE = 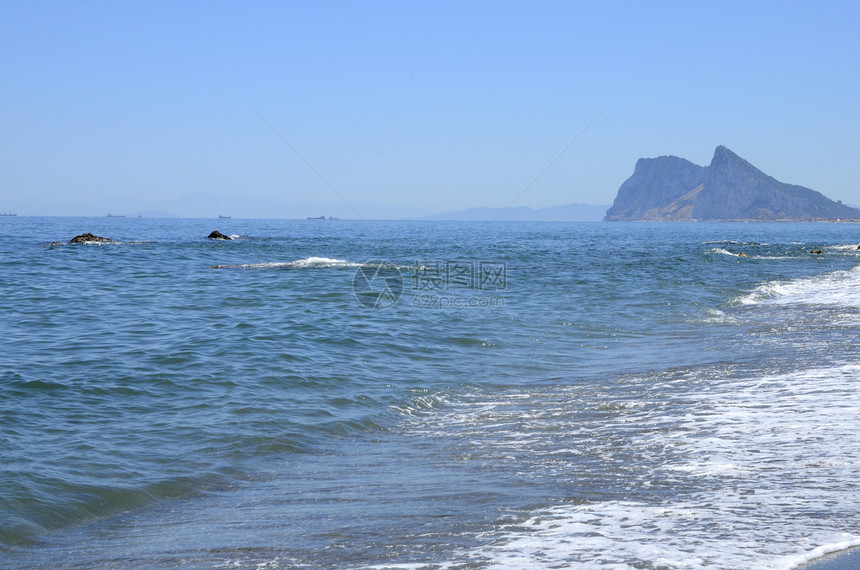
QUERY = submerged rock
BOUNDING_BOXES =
[69,233,114,244]
[810,249,823,254]
[208,231,233,240]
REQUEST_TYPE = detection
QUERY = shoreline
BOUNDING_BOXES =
[797,546,860,570]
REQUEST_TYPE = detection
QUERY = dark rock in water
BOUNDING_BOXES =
[69,233,114,244]
[208,231,233,240]
[605,146,860,221]
[810,249,823,254]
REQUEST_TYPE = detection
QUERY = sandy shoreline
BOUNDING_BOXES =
[798,547,860,570]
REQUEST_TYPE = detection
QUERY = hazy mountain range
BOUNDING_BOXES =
[423,203,609,222]
[114,195,610,221]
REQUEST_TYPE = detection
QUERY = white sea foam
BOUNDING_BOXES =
[466,503,860,569]
[711,247,742,257]
[709,248,784,260]
[287,256,361,268]
[736,266,860,307]
[827,243,860,251]
[210,256,362,269]
[779,538,860,569]
[210,257,421,270]
[402,363,860,568]
[702,241,768,246]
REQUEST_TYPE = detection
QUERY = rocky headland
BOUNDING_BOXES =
[605,146,860,221]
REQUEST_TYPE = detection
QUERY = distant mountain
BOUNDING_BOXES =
[138,194,435,220]
[605,146,860,221]
[427,203,609,222]
[93,192,605,221]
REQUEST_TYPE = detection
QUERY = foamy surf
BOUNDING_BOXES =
[463,504,860,569]
[210,256,362,269]
[736,266,860,307]
[783,538,860,569]
[703,240,766,246]
[826,243,860,252]
[209,257,422,270]
[708,247,789,260]
[710,247,753,258]
[408,362,860,569]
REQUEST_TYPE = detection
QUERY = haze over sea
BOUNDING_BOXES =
[2,216,860,569]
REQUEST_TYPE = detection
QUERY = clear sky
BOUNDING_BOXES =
[2,0,858,217]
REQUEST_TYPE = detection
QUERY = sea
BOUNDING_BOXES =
[2,216,860,569]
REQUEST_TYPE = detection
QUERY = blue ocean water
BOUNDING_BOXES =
[2,216,860,568]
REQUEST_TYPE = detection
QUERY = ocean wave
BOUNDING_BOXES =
[289,256,362,268]
[404,362,860,568]
[783,538,860,569]
[209,257,423,271]
[210,256,363,270]
[710,247,746,257]
[461,502,860,569]
[827,243,860,251]
[702,240,765,246]
[392,392,456,417]
[736,266,860,307]
[708,248,784,260]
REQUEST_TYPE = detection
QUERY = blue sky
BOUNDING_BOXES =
[2,1,858,217]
